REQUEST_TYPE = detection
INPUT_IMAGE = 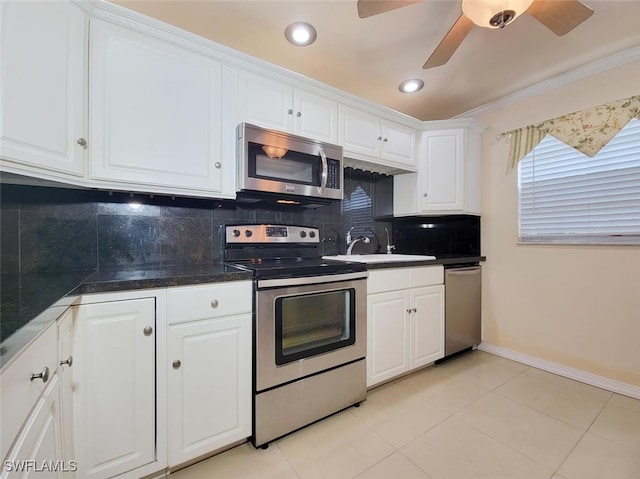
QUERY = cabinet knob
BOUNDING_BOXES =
[287,109,293,115]
[296,111,301,117]
[30,366,49,383]
[214,162,221,169]
[143,326,153,336]
[377,136,382,141]
[210,299,219,308]
[412,308,417,313]
[406,308,412,313]
[172,360,181,370]
[60,356,73,368]
[77,137,88,149]
[423,193,428,197]
[383,138,388,142]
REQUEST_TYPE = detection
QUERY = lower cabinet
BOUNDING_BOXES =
[71,297,157,479]
[367,266,444,388]
[166,282,252,467]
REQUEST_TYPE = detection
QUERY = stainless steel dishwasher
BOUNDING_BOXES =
[444,265,481,358]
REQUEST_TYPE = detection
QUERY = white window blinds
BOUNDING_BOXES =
[518,118,640,244]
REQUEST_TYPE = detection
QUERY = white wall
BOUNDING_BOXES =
[478,60,640,387]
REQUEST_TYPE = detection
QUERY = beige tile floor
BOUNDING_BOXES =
[170,351,640,479]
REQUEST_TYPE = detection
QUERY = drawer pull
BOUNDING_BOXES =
[30,366,49,383]
[210,299,219,308]
[172,360,181,370]
[60,356,73,368]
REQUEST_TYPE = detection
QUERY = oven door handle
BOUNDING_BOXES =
[257,271,368,289]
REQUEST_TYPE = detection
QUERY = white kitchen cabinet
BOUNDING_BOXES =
[71,297,156,479]
[0,324,58,462]
[339,106,416,168]
[166,282,251,467]
[0,0,86,180]
[56,310,74,474]
[238,72,338,143]
[89,19,234,198]
[1,374,65,479]
[366,266,444,387]
[394,127,482,215]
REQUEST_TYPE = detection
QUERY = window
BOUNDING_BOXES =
[518,118,640,244]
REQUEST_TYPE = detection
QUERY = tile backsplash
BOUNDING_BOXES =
[1,168,393,273]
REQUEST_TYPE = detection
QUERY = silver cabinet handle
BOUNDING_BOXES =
[296,111,301,117]
[60,356,73,367]
[30,366,49,383]
[210,299,219,308]
[214,162,221,169]
[143,326,153,336]
[172,360,181,370]
[287,109,293,115]
[77,138,88,149]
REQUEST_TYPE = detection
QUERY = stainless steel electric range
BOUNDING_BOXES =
[224,224,368,448]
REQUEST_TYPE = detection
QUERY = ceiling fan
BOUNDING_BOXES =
[357,0,594,69]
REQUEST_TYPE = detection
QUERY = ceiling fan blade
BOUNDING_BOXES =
[423,14,474,69]
[357,0,423,19]
[527,0,594,36]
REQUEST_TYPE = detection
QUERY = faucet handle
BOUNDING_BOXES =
[346,226,354,244]
[387,244,396,254]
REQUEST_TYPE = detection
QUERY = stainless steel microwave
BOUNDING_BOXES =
[237,123,343,202]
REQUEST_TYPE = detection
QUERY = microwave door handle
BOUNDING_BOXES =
[318,147,328,193]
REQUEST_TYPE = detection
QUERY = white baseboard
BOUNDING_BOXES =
[477,342,640,400]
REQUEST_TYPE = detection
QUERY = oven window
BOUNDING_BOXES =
[275,289,355,365]
[248,142,320,186]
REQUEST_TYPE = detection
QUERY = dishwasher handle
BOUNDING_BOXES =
[446,267,481,276]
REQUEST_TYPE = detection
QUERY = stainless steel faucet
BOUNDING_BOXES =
[384,228,396,254]
[346,227,370,255]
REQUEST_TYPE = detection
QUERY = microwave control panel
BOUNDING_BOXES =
[327,159,341,189]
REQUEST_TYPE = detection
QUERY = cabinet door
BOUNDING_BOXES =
[293,90,338,143]
[0,0,86,177]
[90,20,225,195]
[381,121,416,166]
[57,310,74,475]
[339,106,382,159]
[420,130,464,211]
[238,72,294,132]
[410,286,445,368]
[167,314,251,466]
[72,298,155,479]
[1,374,65,479]
[366,291,410,387]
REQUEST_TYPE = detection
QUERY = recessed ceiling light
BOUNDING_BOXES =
[285,22,317,46]
[399,79,424,93]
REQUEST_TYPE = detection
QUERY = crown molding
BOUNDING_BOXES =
[455,45,640,120]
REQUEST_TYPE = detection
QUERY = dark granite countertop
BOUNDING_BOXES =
[362,255,486,270]
[0,263,252,368]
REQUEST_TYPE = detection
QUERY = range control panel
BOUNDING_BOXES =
[225,224,319,244]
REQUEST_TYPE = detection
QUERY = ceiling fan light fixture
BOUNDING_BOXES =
[399,79,424,93]
[284,22,317,46]
[462,0,534,29]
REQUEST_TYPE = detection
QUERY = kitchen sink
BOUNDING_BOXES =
[322,254,436,263]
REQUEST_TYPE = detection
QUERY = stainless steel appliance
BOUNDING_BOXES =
[237,123,343,202]
[444,265,482,357]
[224,224,367,448]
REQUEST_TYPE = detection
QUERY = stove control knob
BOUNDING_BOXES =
[300,230,307,238]
[232,229,241,237]
[309,231,316,238]
[245,229,253,238]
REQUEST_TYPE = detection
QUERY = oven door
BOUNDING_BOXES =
[255,272,367,392]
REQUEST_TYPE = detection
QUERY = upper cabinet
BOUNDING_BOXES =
[0,0,87,179]
[89,19,236,199]
[394,125,483,216]
[238,72,338,143]
[339,106,417,169]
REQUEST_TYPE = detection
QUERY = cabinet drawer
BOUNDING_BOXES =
[410,266,444,288]
[168,281,252,324]
[0,322,58,460]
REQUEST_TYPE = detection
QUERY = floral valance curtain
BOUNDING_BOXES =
[505,95,640,170]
